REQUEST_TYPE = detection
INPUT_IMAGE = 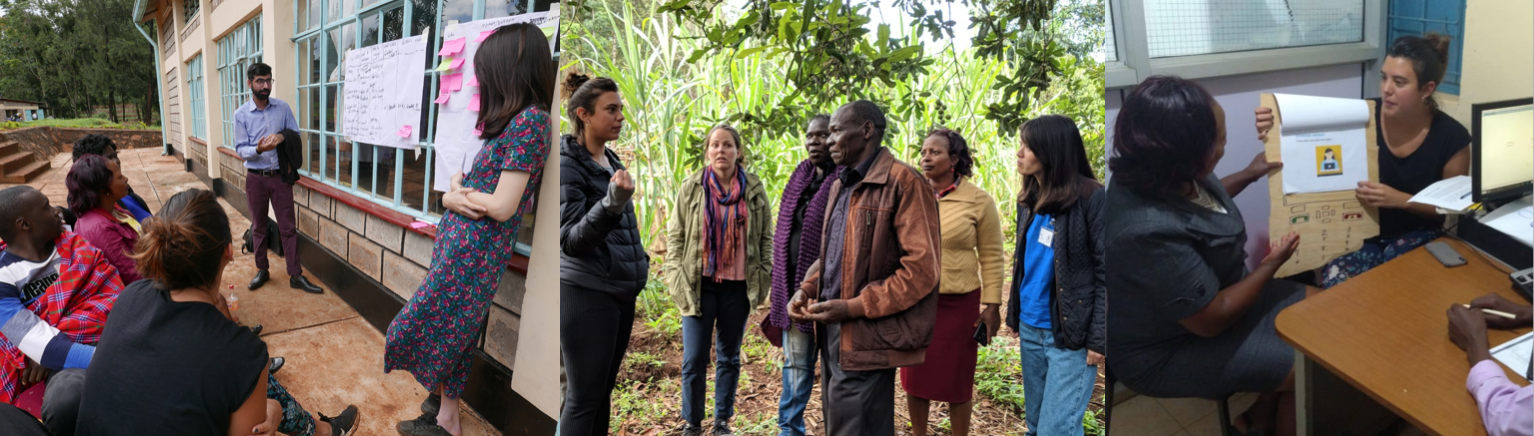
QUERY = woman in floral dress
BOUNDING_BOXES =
[384,22,556,436]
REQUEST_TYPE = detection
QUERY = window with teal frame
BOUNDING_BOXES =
[218,16,264,148]
[188,55,207,139]
[291,0,559,243]
[1387,0,1465,95]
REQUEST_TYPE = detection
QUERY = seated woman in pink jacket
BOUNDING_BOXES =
[66,155,142,284]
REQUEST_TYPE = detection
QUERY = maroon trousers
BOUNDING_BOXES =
[246,171,301,276]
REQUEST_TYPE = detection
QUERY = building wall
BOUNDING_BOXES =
[1436,0,1533,125]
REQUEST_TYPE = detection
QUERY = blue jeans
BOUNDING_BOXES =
[681,279,749,427]
[777,327,817,436]
[1019,323,1096,436]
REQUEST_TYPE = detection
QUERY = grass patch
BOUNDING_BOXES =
[1,118,158,131]
[976,336,1027,412]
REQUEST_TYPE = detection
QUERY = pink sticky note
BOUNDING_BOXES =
[396,125,412,138]
[449,58,465,69]
[437,37,467,56]
[433,90,450,104]
[472,127,483,136]
[469,93,481,112]
[441,73,463,92]
[466,75,478,87]
[476,30,495,42]
[410,221,433,229]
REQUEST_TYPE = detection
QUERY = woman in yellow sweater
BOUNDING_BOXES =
[902,128,1005,436]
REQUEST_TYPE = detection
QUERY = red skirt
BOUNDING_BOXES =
[899,289,980,403]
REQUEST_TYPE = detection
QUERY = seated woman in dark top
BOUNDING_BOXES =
[1106,76,1321,436]
[1255,34,1470,288]
[75,189,357,436]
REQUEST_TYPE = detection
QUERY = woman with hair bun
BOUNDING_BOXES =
[558,69,647,436]
[76,189,358,436]
[1254,33,1470,288]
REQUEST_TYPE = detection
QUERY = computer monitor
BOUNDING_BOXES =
[1471,98,1534,205]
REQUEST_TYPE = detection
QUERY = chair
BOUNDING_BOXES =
[1104,366,1238,436]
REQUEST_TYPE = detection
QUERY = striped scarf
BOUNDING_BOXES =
[702,166,748,282]
[0,231,123,403]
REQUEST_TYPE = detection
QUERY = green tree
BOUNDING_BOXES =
[0,0,160,124]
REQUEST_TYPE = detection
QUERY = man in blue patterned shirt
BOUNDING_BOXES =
[234,62,322,294]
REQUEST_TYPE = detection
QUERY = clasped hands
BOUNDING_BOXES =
[786,286,850,324]
[443,171,490,219]
[255,133,284,153]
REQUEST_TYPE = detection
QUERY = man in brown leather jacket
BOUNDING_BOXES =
[789,100,942,435]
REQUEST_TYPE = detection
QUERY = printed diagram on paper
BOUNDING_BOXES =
[1262,93,1381,277]
[1275,94,1370,194]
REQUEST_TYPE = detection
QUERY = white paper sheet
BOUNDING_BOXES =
[342,34,429,149]
[1492,331,1533,381]
[1481,195,1534,247]
[430,7,560,192]
[1276,94,1371,195]
[1407,175,1474,212]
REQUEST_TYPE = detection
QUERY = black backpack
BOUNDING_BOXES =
[240,218,284,257]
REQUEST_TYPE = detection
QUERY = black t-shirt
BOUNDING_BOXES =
[1370,98,1471,238]
[76,280,268,436]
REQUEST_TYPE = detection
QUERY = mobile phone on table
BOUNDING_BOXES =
[1424,241,1467,268]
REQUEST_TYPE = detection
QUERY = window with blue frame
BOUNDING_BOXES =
[188,55,207,139]
[218,16,264,148]
[1388,0,1465,94]
[292,0,558,241]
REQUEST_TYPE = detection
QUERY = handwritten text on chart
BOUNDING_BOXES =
[343,33,429,149]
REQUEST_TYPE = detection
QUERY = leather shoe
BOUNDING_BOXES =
[290,276,323,294]
[269,357,285,374]
[250,324,263,335]
[248,270,269,290]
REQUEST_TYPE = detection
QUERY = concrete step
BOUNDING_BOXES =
[0,152,35,174]
[1,160,49,184]
[0,141,18,156]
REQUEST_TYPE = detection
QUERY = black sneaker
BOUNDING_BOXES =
[396,412,453,436]
[319,405,359,436]
[421,393,441,416]
[710,422,736,436]
[680,424,704,436]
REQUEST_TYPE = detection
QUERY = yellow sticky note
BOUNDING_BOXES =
[435,58,453,71]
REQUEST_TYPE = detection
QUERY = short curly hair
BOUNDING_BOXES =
[72,134,117,161]
[926,128,974,178]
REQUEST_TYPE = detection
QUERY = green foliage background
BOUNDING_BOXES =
[0,0,162,124]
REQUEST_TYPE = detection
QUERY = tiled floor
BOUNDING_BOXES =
[1108,392,1259,436]
[13,148,501,435]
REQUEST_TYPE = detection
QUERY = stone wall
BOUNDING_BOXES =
[0,127,163,162]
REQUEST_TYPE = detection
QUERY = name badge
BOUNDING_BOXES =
[1039,228,1054,247]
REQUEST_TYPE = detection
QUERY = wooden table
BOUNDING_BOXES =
[1276,238,1532,436]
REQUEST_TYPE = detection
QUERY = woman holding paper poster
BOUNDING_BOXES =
[1108,76,1320,436]
[1255,34,1471,288]
[384,23,554,436]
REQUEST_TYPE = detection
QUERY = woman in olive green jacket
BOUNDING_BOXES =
[664,123,773,436]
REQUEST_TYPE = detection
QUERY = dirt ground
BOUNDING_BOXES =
[609,311,1105,436]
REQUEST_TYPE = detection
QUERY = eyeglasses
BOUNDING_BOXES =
[252,78,275,86]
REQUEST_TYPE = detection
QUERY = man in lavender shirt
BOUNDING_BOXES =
[234,62,323,294]
[1448,293,1532,436]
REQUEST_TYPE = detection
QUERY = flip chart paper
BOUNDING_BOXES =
[341,33,428,149]
[430,7,560,192]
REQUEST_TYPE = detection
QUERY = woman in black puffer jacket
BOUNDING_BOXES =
[558,71,649,436]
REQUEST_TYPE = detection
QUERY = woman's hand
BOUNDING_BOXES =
[1244,152,1282,177]
[443,187,488,219]
[1261,231,1300,267]
[1356,181,1409,209]
[1255,107,1275,141]
[1086,350,1105,366]
[977,304,1001,340]
[450,171,466,191]
[247,398,282,436]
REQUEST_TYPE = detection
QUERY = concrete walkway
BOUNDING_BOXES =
[9,148,500,436]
